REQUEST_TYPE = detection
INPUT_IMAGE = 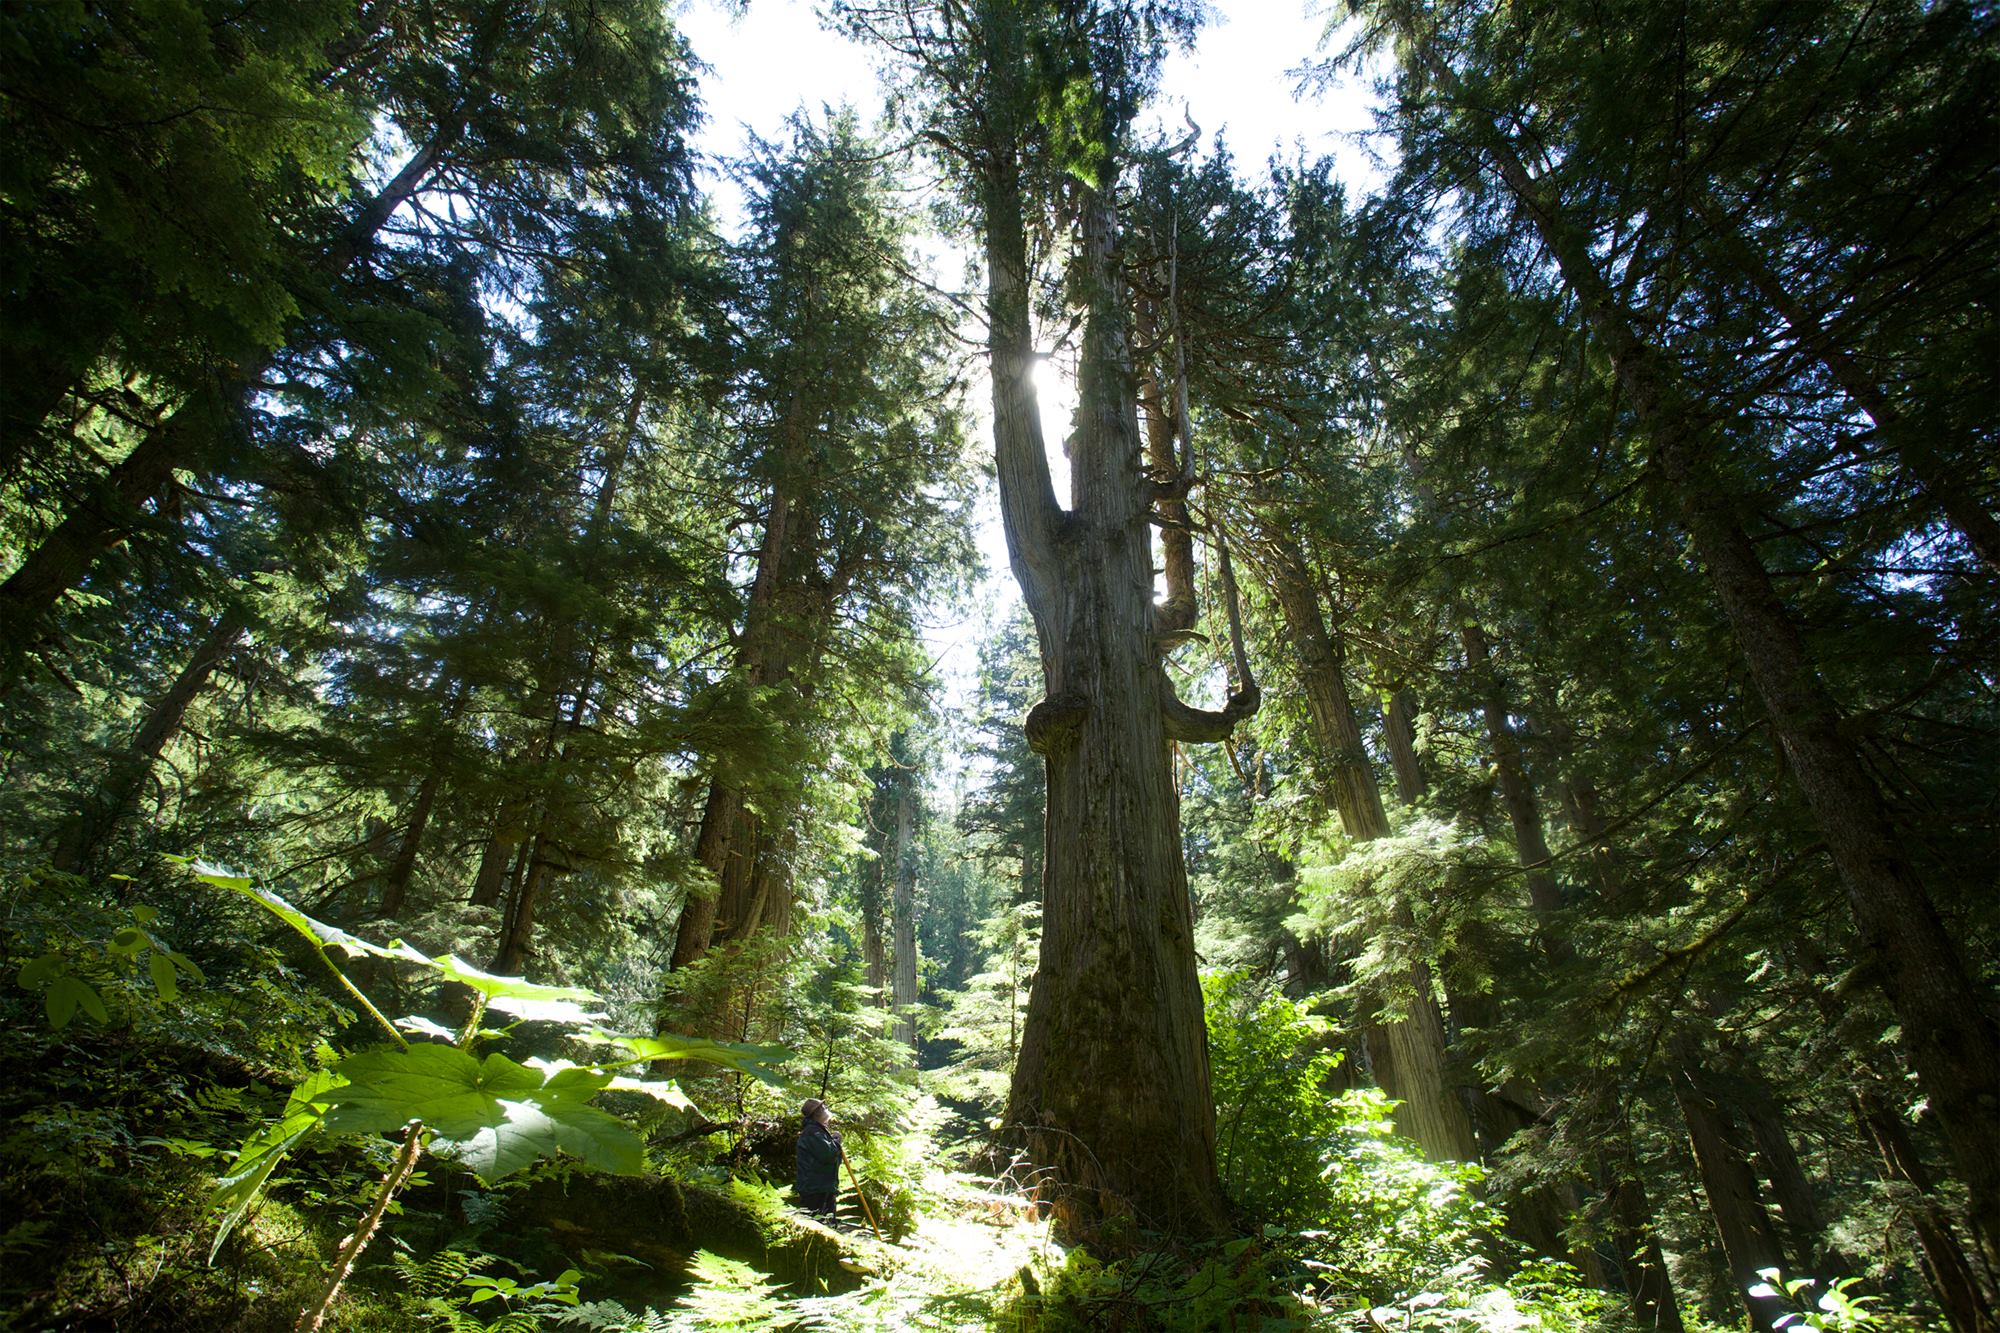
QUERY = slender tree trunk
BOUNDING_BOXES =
[1740,1090,1838,1274]
[1854,1085,1999,1333]
[1694,198,2000,573]
[1382,686,1428,806]
[1602,1143,1686,1332]
[891,779,918,1055]
[1460,622,1564,938]
[1671,1047,1795,1333]
[1450,88,2000,1255]
[468,814,523,908]
[861,843,888,1003]
[0,119,469,676]
[376,772,442,920]
[1257,531,1477,1162]
[491,832,551,976]
[377,689,469,919]
[53,604,248,871]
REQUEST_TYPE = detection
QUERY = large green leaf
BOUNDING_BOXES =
[525,1057,695,1111]
[189,864,426,966]
[588,1031,792,1085]
[431,953,600,1008]
[208,1069,342,1262]
[318,1046,642,1181]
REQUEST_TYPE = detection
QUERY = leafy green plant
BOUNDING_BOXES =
[390,1247,588,1331]
[15,899,204,1029]
[183,862,790,1332]
[1751,1270,1884,1332]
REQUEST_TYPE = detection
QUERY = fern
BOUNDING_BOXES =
[393,1248,487,1300]
[551,1300,674,1332]
[669,1249,786,1331]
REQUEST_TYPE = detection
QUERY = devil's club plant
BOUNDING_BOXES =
[179,861,789,1332]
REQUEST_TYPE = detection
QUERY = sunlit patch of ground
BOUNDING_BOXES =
[788,1170,1062,1331]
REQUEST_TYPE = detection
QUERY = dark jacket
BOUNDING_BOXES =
[796,1121,842,1194]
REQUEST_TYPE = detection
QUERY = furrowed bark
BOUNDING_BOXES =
[1001,178,1230,1238]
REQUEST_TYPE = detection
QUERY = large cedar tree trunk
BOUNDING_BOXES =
[989,163,1251,1236]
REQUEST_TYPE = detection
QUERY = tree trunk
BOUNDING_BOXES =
[53,604,247,871]
[491,831,552,976]
[377,688,469,919]
[670,783,757,970]
[1671,1048,1794,1333]
[376,771,441,921]
[997,170,1236,1238]
[1460,622,1564,939]
[1383,687,1428,805]
[1693,196,2000,573]
[1258,531,1478,1162]
[1602,1143,1686,1332]
[1456,90,2000,1258]
[1,404,205,674]
[1741,1090,1838,1275]
[0,119,468,677]
[468,814,524,909]
[1855,1085,2000,1333]
[891,779,918,1056]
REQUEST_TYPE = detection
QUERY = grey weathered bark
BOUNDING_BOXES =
[53,604,248,872]
[1481,126,2000,1265]
[993,153,1254,1235]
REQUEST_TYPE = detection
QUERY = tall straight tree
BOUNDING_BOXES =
[667,113,973,972]
[1354,0,2000,1262]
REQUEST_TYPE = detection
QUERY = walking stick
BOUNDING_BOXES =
[839,1143,885,1242]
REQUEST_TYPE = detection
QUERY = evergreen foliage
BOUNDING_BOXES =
[2,0,1994,1328]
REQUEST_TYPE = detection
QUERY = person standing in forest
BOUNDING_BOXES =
[795,1098,843,1222]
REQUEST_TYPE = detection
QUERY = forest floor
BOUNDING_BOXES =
[777,1171,1059,1327]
